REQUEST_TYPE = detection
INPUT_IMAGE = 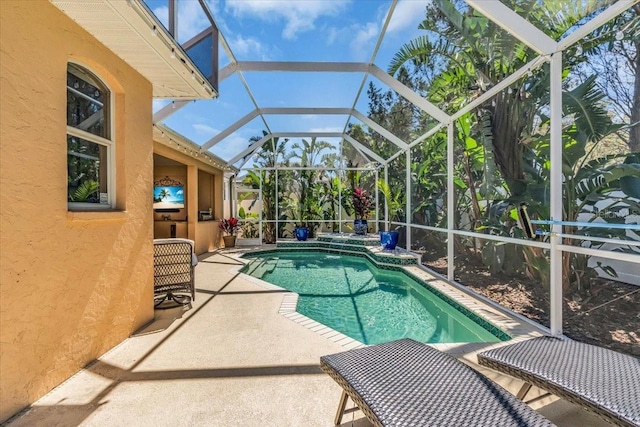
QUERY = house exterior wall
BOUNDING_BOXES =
[153,141,225,253]
[0,1,154,421]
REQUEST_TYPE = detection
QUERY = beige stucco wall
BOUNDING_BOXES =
[153,141,225,253]
[0,1,154,421]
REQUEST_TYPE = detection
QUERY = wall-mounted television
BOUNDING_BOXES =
[153,185,184,209]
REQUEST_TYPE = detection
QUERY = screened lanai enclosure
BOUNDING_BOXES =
[151,0,639,351]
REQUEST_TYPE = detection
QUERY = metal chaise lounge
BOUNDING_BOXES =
[477,336,640,427]
[320,338,555,427]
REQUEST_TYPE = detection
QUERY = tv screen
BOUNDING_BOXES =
[153,185,185,209]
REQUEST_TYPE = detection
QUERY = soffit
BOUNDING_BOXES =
[153,125,236,172]
[50,0,216,99]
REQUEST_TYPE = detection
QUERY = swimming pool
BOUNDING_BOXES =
[242,251,508,345]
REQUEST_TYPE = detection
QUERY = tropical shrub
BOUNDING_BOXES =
[352,188,374,220]
[219,217,240,236]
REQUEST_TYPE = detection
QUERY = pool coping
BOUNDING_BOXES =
[225,240,548,356]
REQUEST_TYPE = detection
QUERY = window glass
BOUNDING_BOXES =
[67,136,107,204]
[67,64,108,138]
[67,64,112,209]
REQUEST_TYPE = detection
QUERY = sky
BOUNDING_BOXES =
[148,0,433,167]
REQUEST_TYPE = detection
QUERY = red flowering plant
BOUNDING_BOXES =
[352,188,374,220]
[219,217,240,235]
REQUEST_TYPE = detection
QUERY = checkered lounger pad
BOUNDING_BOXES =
[478,336,640,427]
[320,338,555,427]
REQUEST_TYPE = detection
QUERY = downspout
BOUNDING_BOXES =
[228,174,236,218]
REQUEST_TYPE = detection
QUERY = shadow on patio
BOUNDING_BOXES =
[5,251,610,427]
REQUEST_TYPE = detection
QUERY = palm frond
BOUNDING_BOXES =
[71,180,98,202]
[389,35,434,76]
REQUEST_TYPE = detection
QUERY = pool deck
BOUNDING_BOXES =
[5,245,610,427]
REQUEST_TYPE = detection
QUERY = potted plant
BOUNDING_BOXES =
[352,187,374,235]
[219,217,240,248]
[294,223,310,241]
[377,180,403,250]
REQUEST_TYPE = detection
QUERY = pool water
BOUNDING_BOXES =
[242,252,506,345]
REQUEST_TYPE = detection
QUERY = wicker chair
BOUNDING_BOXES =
[320,338,554,427]
[153,238,197,307]
[478,336,640,427]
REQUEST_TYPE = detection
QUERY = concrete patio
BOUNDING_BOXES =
[5,249,609,427]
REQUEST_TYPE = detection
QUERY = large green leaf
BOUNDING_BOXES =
[562,76,616,152]
[475,110,498,198]
[575,163,640,200]
[71,180,98,202]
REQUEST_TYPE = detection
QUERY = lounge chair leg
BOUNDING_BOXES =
[334,390,349,425]
[517,382,533,400]
[154,293,168,307]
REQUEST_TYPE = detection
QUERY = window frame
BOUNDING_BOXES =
[66,62,116,211]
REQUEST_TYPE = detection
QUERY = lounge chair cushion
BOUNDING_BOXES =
[320,338,554,427]
[478,336,640,427]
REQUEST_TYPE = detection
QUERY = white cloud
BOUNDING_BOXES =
[225,0,350,40]
[193,123,219,136]
[324,21,380,60]
[152,1,225,43]
[177,1,215,42]
[326,27,340,45]
[227,34,272,60]
[325,25,349,46]
[151,5,169,28]
[308,126,343,133]
[350,22,379,58]
[210,132,254,160]
[386,0,431,34]
[203,0,221,17]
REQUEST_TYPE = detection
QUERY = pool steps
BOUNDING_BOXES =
[274,233,420,268]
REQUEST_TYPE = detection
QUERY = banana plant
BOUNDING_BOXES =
[524,76,640,291]
[389,0,618,198]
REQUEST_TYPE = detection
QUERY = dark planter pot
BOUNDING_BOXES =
[294,226,309,241]
[380,230,400,250]
[353,219,368,235]
[223,235,236,248]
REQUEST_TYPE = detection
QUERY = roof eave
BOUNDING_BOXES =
[50,0,217,99]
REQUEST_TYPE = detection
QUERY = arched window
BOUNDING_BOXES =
[67,63,113,209]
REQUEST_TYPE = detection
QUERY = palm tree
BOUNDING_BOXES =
[242,132,292,243]
[159,188,170,200]
[289,137,335,235]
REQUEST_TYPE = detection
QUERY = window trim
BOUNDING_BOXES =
[66,62,116,211]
